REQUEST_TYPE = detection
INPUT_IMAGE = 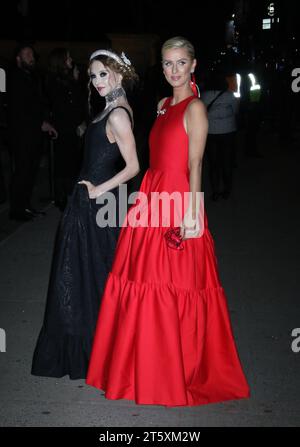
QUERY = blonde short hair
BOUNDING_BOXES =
[161,36,195,60]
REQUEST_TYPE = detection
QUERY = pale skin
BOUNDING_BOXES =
[79,60,140,198]
[161,47,208,240]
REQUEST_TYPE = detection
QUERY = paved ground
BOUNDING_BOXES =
[0,129,299,427]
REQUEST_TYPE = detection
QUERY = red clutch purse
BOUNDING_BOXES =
[164,227,184,250]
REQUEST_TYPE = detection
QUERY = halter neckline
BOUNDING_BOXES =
[169,95,195,107]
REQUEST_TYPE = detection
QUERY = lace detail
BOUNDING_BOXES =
[31,110,123,379]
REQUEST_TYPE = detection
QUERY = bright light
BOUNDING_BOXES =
[234,73,241,98]
[268,2,275,17]
[248,73,261,91]
[263,18,271,30]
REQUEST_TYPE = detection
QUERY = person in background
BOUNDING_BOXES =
[46,48,86,211]
[202,71,239,201]
[242,68,263,158]
[0,90,7,204]
[8,43,57,222]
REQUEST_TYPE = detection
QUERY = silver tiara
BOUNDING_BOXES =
[120,52,131,66]
[90,49,131,67]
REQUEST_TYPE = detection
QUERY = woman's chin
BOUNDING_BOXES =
[97,89,106,97]
[168,80,186,89]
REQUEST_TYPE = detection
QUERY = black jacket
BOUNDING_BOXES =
[46,73,85,134]
[7,67,47,136]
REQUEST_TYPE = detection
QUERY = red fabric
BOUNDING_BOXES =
[86,96,250,406]
[190,74,199,97]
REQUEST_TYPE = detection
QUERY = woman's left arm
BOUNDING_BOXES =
[181,99,208,240]
[79,108,140,198]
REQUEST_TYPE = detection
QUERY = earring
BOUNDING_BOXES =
[190,72,200,97]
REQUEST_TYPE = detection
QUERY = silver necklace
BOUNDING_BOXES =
[106,87,126,105]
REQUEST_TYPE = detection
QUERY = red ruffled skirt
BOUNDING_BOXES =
[86,168,250,406]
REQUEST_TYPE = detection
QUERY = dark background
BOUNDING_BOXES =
[0,1,236,42]
[1,1,300,71]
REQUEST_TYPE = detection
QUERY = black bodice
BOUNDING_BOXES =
[79,106,132,185]
[31,106,132,379]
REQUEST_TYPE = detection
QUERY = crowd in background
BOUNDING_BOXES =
[0,40,299,220]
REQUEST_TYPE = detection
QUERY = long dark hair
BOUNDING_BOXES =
[48,47,71,79]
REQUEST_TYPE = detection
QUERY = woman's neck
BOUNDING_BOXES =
[171,85,194,105]
[105,86,127,108]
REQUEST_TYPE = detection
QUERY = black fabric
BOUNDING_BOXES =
[7,67,47,214]
[206,132,236,195]
[10,131,42,212]
[31,107,129,379]
[7,67,46,132]
[46,74,86,206]
[46,73,85,131]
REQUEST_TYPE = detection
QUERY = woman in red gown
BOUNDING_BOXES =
[86,37,250,406]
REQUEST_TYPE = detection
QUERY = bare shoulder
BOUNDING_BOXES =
[108,106,133,128]
[157,97,168,111]
[186,98,207,116]
[184,98,208,133]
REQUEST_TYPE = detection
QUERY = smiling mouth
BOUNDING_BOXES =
[171,76,181,81]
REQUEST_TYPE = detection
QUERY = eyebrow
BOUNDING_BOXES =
[163,58,189,62]
[90,69,108,75]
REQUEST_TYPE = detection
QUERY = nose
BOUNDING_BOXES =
[172,64,178,74]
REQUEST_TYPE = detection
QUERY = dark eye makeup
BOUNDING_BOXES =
[90,71,108,79]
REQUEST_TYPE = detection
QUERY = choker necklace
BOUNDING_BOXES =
[106,87,126,104]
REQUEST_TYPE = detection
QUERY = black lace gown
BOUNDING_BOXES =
[31,107,131,379]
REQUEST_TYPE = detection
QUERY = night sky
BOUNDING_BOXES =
[4,0,300,70]
[1,0,236,50]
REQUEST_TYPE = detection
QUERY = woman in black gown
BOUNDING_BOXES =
[31,50,140,379]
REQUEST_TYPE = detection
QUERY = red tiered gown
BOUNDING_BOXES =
[86,96,250,406]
